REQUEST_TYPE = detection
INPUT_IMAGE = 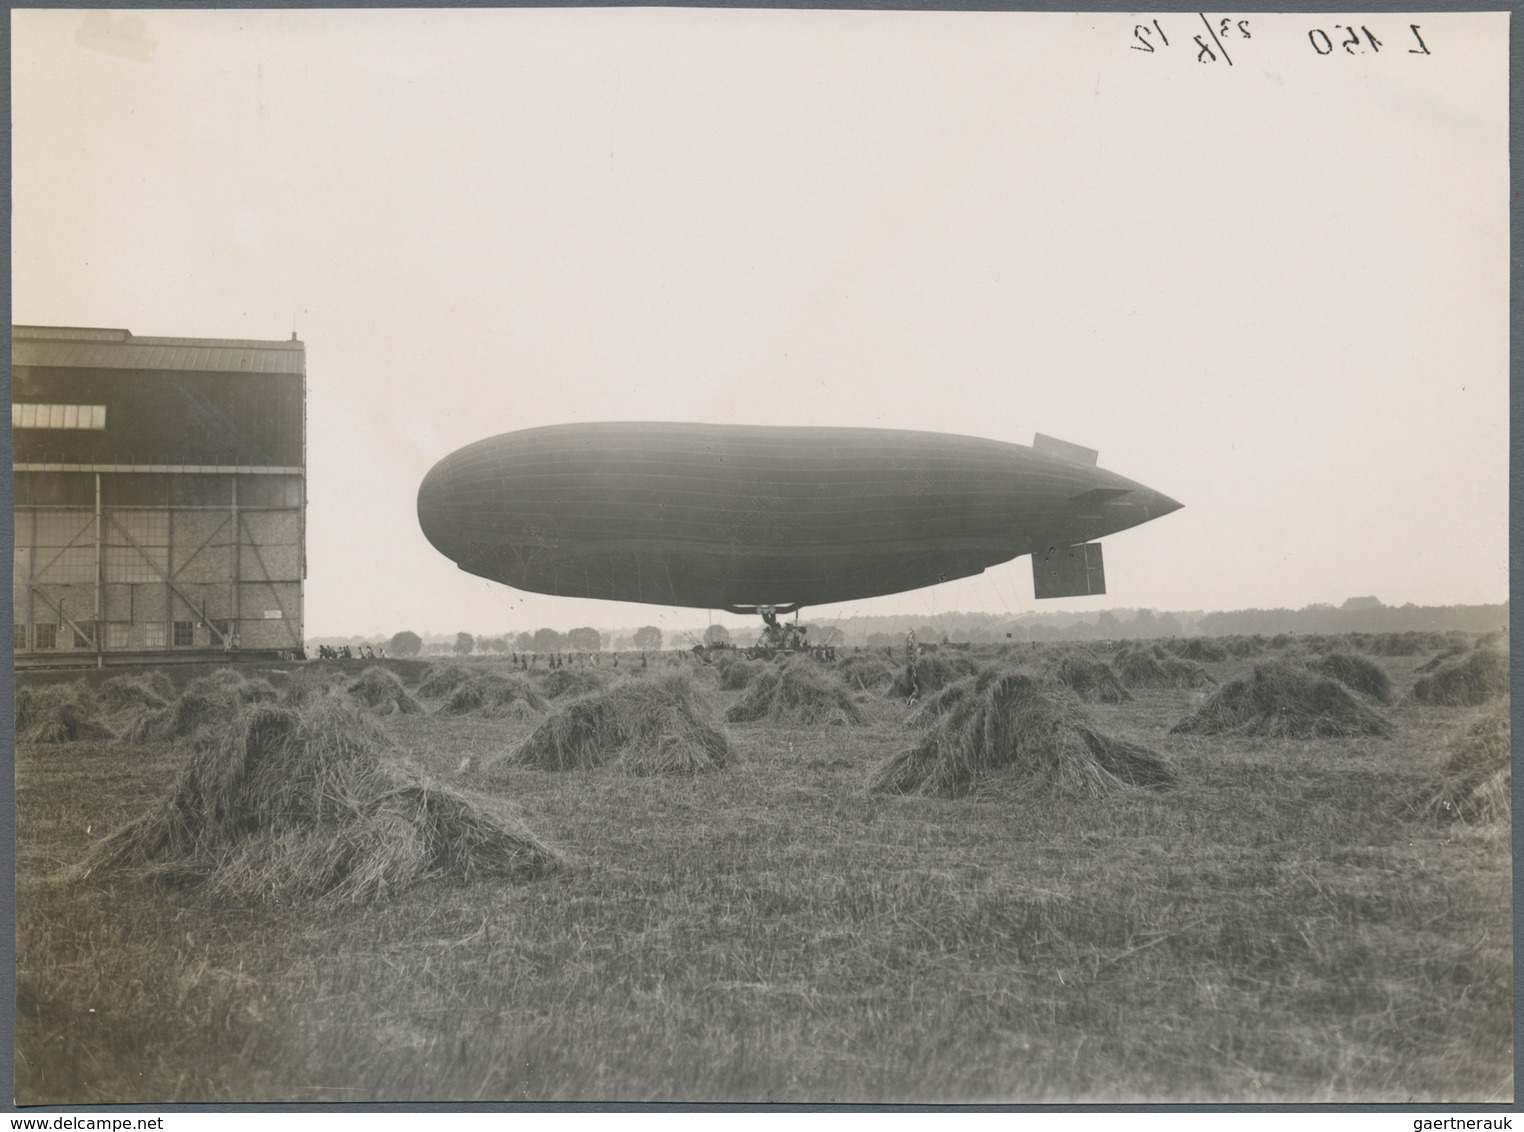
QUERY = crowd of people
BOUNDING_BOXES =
[315,644,382,660]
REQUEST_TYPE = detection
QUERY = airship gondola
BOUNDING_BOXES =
[416,422,1180,617]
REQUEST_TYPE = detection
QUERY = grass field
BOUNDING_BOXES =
[13,642,1512,1103]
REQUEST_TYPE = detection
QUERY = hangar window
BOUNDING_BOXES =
[145,623,165,648]
[13,403,107,430]
[71,625,93,649]
[172,621,195,647]
[33,623,57,650]
[106,623,130,650]
[14,625,27,651]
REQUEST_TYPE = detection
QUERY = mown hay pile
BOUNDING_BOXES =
[537,666,612,699]
[194,668,279,704]
[1415,644,1469,674]
[347,667,422,715]
[725,660,865,726]
[1414,705,1511,823]
[280,664,350,707]
[78,697,557,902]
[1031,653,1132,704]
[98,672,176,713]
[499,674,727,775]
[717,658,766,691]
[904,665,1013,730]
[1223,636,1266,658]
[417,664,473,699]
[835,653,897,692]
[1364,632,1437,657]
[872,671,1172,798]
[889,652,979,701]
[1406,647,1509,707]
[1170,661,1393,739]
[15,681,112,744]
[1114,646,1215,690]
[1171,637,1227,663]
[124,670,274,744]
[1310,652,1393,704]
[1299,635,1340,655]
[439,673,547,718]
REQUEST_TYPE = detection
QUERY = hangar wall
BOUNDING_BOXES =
[12,326,306,666]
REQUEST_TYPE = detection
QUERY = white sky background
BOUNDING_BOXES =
[12,9,1509,640]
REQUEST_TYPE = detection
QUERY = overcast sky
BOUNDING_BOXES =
[12,9,1509,640]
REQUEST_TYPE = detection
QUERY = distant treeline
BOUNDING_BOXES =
[821,599,1508,647]
[313,598,1507,654]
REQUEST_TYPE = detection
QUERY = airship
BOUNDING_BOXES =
[417,422,1180,618]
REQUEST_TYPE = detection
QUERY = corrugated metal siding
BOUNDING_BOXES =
[13,338,304,374]
[13,326,132,342]
[13,367,304,466]
[12,326,308,661]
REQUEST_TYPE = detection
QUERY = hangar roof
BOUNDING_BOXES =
[12,325,305,375]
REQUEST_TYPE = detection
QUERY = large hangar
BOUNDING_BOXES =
[12,325,306,667]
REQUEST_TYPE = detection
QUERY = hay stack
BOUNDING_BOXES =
[1364,632,1433,657]
[888,653,978,701]
[717,658,766,691]
[279,664,350,707]
[1406,648,1509,707]
[347,667,422,715]
[1414,705,1510,823]
[1034,654,1133,704]
[835,653,898,692]
[904,666,1012,730]
[725,660,865,726]
[122,677,252,744]
[1309,652,1393,704]
[417,664,473,699]
[96,673,177,741]
[16,681,111,744]
[872,671,1172,798]
[1223,637,1266,658]
[79,697,557,902]
[1300,635,1341,655]
[98,672,176,712]
[439,673,547,718]
[500,674,727,775]
[1171,637,1227,663]
[537,666,612,699]
[1415,644,1469,674]
[1170,661,1393,739]
[1115,647,1215,690]
[192,668,279,704]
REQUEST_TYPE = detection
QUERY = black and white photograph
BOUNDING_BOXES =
[9,6,1511,1105]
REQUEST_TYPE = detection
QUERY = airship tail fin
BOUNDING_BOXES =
[1033,433,1100,466]
[1033,540,1106,599]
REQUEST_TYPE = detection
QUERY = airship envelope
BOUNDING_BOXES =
[417,422,1180,613]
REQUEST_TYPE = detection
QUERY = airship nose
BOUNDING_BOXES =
[1073,471,1182,539]
[1145,488,1183,520]
[417,456,461,562]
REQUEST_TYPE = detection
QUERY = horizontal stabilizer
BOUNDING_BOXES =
[1033,540,1106,599]
[1034,433,1099,466]
[1069,487,1132,511]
